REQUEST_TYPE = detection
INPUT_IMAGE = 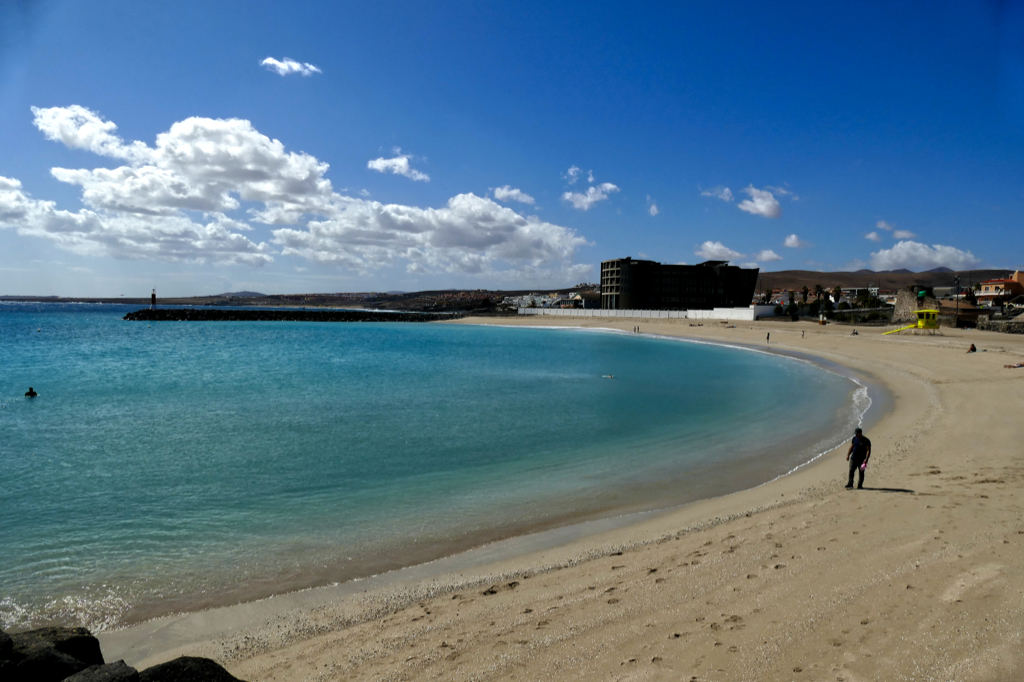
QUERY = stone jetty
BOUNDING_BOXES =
[124,308,460,323]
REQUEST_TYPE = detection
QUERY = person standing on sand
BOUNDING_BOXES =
[846,427,871,489]
[766,332,770,344]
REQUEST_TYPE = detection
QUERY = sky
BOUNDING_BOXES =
[1,0,1022,297]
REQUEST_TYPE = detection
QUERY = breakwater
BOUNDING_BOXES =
[123,308,459,322]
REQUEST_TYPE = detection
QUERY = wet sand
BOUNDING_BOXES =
[99,317,1024,681]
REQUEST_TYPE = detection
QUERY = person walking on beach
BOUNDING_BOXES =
[846,427,871,489]
[766,332,770,344]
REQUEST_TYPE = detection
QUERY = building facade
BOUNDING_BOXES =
[600,258,759,310]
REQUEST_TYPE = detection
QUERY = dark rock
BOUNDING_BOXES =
[123,309,459,323]
[11,627,104,668]
[138,657,246,682]
[63,660,139,682]
[3,627,105,682]
[0,629,12,659]
[9,647,88,682]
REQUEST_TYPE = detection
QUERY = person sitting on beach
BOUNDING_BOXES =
[25,387,38,398]
[845,427,871,490]
[966,344,977,353]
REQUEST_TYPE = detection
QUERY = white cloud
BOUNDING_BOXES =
[260,57,322,77]
[784,234,808,248]
[737,186,781,219]
[766,185,798,200]
[753,249,782,262]
[587,170,594,183]
[0,105,591,282]
[876,220,894,231]
[893,229,917,239]
[700,186,734,202]
[739,262,760,269]
[647,195,659,216]
[695,241,744,261]
[0,176,272,265]
[273,193,590,279]
[367,149,429,182]
[492,185,535,205]
[562,183,619,211]
[870,241,980,272]
[865,231,882,242]
[563,166,581,185]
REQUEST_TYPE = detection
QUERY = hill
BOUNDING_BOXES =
[756,269,1008,292]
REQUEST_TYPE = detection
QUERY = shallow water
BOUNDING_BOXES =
[0,303,862,630]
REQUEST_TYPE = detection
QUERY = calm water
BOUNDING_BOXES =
[0,303,865,630]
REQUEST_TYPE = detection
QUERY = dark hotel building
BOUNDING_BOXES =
[600,258,759,310]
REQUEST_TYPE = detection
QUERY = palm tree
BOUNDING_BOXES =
[813,284,825,304]
[801,285,809,304]
[832,285,842,303]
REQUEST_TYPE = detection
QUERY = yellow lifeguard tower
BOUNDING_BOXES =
[884,309,943,335]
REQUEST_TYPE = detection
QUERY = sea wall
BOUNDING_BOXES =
[518,306,774,321]
[977,318,1024,334]
[124,309,460,323]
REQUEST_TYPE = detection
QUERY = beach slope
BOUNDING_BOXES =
[102,318,1024,681]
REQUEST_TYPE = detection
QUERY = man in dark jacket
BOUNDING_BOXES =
[846,427,871,489]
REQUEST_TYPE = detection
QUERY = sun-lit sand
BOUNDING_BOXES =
[99,316,1024,681]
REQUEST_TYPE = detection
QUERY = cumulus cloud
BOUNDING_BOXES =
[647,195,659,216]
[870,241,980,272]
[492,185,535,205]
[865,231,882,242]
[562,183,619,211]
[893,229,917,239]
[737,186,782,219]
[784,234,809,248]
[587,170,594,183]
[564,166,581,185]
[695,241,744,261]
[0,105,591,281]
[367,149,429,182]
[261,57,321,77]
[273,193,589,279]
[700,186,734,202]
[753,249,783,262]
[876,220,894,231]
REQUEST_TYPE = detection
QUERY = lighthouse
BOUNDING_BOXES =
[151,288,156,310]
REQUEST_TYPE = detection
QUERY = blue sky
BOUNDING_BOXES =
[1,0,1022,296]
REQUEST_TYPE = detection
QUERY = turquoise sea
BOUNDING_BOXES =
[0,303,867,631]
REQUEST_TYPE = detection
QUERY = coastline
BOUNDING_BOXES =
[98,317,1024,680]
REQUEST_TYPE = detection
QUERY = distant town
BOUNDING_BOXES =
[3,262,1021,327]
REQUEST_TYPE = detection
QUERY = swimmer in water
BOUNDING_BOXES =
[25,387,38,398]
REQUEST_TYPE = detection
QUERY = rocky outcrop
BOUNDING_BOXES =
[123,309,460,323]
[64,660,139,682]
[0,628,245,682]
[137,656,245,682]
[1,627,103,681]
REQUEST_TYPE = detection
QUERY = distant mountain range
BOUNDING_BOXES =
[758,268,1006,291]
[216,291,267,298]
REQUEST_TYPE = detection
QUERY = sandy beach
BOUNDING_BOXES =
[98,316,1024,681]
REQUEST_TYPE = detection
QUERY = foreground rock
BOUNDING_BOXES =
[1,627,103,681]
[137,656,246,682]
[0,628,244,682]
[64,660,139,681]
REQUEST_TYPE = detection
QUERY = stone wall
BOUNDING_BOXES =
[892,290,940,323]
[977,318,1024,334]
